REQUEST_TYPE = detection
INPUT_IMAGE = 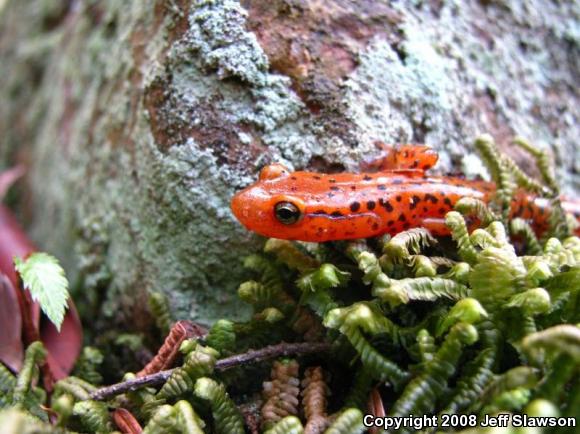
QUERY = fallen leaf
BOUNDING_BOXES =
[0,205,83,378]
[0,273,23,371]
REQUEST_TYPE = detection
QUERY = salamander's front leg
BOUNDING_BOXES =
[361,143,439,172]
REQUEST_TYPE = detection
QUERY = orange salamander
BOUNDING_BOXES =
[231,145,580,241]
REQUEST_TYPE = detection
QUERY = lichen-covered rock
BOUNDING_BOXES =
[0,0,577,329]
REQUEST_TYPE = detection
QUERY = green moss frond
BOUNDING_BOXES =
[297,263,350,292]
[73,347,104,385]
[72,400,111,433]
[374,277,469,308]
[54,376,96,401]
[506,288,551,316]
[174,400,206,434]
[238,280,295,315]
[480,366,538,407]
[264,239,319,272]
[390,323,478,417]
[454,197,498,226]
[264,416,304,434]
[469,246,527,307]
[205,319,236,355]
[0,408,67,434]
[522,324,580,362]
[383,228,437,260]
[409,255,438,277]
[243,254,286,292]
[324,304,408,388]
[510,218,542,255]
[142,405,178,434]
[415,329,437,363]
[474,135,517,221]
[194,377,245,434]
[441,347,496,414]
[513,137,558,193]
[148,291,173,335]
[13,342,46,408]
[0,363,16,408]
[323,408,364,434]
[157,343,218,400]
[445,212,478,264]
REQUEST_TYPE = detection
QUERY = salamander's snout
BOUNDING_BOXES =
[230,186,270,233]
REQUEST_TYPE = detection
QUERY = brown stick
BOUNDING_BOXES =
[89,342,330,401]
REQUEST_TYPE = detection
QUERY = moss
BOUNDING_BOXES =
[1,0,578,333]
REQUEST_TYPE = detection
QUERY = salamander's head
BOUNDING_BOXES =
[231,163,382,241]
[231,164,309,239]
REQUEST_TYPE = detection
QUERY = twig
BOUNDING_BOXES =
[89,342,330,401]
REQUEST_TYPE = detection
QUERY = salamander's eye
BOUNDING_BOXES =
[274,201,301,225]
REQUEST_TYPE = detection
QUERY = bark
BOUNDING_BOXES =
[0,0,578,329]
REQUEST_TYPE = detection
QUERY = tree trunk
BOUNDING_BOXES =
[1,0,578,329]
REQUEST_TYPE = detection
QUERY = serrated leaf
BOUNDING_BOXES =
[14,253,69,331]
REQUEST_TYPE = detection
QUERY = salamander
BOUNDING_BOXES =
[231,145,580,241]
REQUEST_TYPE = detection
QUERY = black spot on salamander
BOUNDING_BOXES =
[403,222,411,230]
[313,210,327,215]
[380,199,394,212]
[410,195,421,210]
[363,175,373,181]
[387,220,395,227]
[291,186,297,192]
[422,164,430,170]
[329,179,336,183]
[411,160,419,168]
[367,200,376,210]
[331,211,343,218]
[291,176,297,180]
[423,206,429,212]
[330,186,340,191]
[392,179,403,185]
[439,208,446,215]
[350,201,361,212]
[398,214,406,222]
[313,175,321,180]
[377,184,387,190]
[372,223,379,230]
[350,185,357,191]
[425,193,438,204]
[443,197,452,207]
[327,192,335,198]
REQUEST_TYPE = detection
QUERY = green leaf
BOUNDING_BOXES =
[14,253,70,331]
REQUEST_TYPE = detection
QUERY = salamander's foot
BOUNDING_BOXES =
[361,143,439,173]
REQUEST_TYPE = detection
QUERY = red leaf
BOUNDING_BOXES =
[40,299,83,379]
[0,273,23,371]
[0,205,83,378]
